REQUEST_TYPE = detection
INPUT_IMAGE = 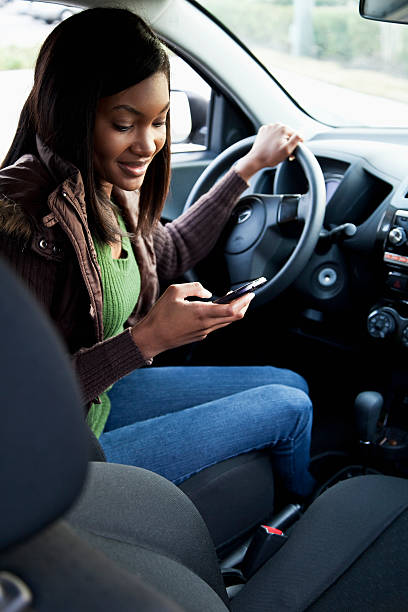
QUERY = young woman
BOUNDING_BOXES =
[0,7,315,499]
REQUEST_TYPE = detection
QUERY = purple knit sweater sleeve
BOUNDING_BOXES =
[71,328,150,405]
[153,168,248,280]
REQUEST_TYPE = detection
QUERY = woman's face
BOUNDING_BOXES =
[93,71,169,198]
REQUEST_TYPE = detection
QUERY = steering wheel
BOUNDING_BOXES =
[183,136,326,307]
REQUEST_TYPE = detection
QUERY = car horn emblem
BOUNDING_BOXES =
[236,205,252,224]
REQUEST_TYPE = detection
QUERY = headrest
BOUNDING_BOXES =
[0,257,89,549]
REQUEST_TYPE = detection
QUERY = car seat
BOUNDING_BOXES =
[87,417,275,558]
[0,256,182,612]
[2,255,408,611]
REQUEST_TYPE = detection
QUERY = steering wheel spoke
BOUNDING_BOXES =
[276,194,302,225]
[225,251,258,286]
[297,191,313,222]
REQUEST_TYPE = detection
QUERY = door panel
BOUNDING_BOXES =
[164,157,212,221]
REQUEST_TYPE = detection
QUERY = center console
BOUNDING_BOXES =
[368,206,408,348]
[364,195,408,470]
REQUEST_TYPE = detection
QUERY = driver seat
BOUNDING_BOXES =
[3,255,408,611]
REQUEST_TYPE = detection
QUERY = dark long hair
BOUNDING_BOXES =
[2,7,171,240]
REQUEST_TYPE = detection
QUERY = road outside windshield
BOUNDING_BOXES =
[200,0,408,127]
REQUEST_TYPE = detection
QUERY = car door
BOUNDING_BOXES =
[165,52,256,223]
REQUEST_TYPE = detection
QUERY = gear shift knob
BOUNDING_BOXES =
[354,391,383,443]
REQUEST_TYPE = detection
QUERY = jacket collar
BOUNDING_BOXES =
[0,138,87,220]
[36,136,85,203]
[0,153,53,215]
[0,138,142,240]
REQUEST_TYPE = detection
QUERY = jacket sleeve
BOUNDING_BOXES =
[70,328,151,405]
[153,167,248,281]
[0,231,151,407]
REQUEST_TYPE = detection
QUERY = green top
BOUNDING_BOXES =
[87,214,141,437]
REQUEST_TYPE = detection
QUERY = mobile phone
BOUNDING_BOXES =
[213,277,267,304]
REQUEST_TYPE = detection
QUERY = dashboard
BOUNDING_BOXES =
[250,132,408,355]
[172,128,408,362]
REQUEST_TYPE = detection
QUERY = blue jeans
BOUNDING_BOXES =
[100,365,315,497]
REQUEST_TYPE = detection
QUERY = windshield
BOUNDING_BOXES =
[199,0,408,128]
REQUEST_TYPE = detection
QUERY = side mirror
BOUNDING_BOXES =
[170,89,209,149]
[170,90,192,144]
[360,0,408,24]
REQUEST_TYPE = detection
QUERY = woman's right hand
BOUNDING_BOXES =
[131,282,254,360]
[235,123,303,183]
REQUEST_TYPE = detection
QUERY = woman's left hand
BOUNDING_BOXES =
[235,123,303,183]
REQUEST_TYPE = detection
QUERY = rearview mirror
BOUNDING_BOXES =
[360,0,408,24]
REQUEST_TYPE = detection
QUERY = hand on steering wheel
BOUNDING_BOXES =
[235,123,303,183]
[184,129,326,307]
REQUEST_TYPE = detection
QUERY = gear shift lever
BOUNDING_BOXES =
[354,391,383,444]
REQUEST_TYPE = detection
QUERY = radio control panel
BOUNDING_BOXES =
[383,209,408,274]
[368,209,408,347]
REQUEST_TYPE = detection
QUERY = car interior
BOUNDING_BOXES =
[2,0,408,609]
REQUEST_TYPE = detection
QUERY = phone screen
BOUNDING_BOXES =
[213,277,267,304]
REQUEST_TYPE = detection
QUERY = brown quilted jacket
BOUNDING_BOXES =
[0,140,248,408]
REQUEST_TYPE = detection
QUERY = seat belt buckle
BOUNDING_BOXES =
[241,525,288,579]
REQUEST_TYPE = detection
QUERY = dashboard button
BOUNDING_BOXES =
[367,309,396,339]
[384,252,408,267]
[388,227,407,245]
[387,272,408,292]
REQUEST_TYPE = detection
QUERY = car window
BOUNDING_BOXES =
[0,1,211,160]
[169,53,211,152]
[199,0,408,128]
